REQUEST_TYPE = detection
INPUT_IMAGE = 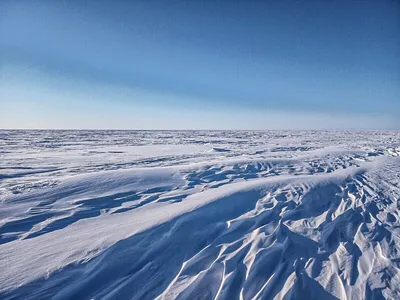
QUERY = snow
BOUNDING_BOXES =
[1,130,400,299]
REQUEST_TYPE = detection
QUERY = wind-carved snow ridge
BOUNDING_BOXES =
[1,130,400,299]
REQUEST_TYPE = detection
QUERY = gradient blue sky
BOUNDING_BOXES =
[1,0,399,129]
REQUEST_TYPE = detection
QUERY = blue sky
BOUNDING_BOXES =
[1,1,399,129]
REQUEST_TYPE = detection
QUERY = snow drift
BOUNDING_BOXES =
[0,130,400,299]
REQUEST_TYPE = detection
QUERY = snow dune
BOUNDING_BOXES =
[0,130,400,299]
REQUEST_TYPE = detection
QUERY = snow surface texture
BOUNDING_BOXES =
[1,130,400,300]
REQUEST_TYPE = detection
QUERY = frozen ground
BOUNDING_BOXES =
[1,130,400,300]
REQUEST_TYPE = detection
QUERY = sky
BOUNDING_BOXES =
[1,0,399,130]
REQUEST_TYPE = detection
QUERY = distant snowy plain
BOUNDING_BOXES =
[1,130,400,300]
